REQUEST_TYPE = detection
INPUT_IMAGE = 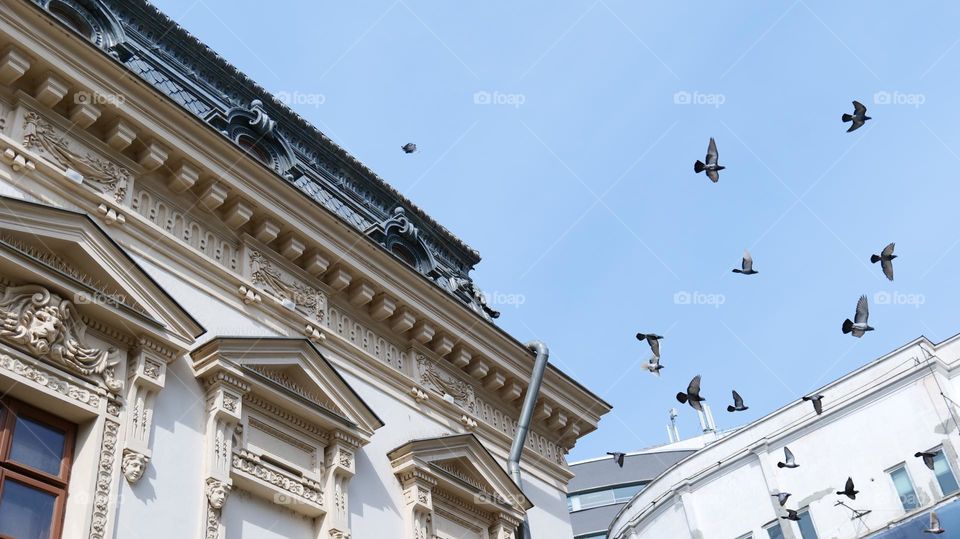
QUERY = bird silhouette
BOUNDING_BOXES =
[842,100,871,132]
[727,390,748,412]
[871,242,896,281]
[781,509,801,521]
[643,356,664,376]
[771,492,791,507]
[636,333,664,358]
[924,511,945,534]
[916,451,937,471]
[607,452,626,468]
[676,375,705,411]
[732,249,758,275]
[803,395,824,415]
[694,137,724,183]
[777,446,798,469]
[836,477,859,500]
[401,143,418,154]
[842,295,874,337]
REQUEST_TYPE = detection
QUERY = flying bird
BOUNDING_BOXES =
[636,332,664,358]
[781,509,801,521]
[842,100,871,132]
[732,249,758,275]
[401,143,418,154]
[916,451,937,471]
[803,395,824,415]
[771,492,791,507]
[694,137,724,183]
[777,447,799,469]
[871,242,897,281]
[842,295,874,337]
[643,356,664,376]
[676,375,705,411]
[837,477,859,500]
[925,511,945,534]
[727,390,748,412]
[607,452,626,468]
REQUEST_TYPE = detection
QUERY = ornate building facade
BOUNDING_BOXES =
[0,1,611,538]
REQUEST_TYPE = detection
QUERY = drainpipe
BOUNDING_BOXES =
[508,340,549,539]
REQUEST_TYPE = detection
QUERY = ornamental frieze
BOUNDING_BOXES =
[249,250,326,322]
[22,111,131,203]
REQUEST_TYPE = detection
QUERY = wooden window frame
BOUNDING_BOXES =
[0,397,76,539]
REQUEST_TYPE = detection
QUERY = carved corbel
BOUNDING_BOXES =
[320,431,361,539]
[121,341,171,484]
[201,373,249,539]
[489,513,521,539]
[398,470,436,539]
[97,203,126,226]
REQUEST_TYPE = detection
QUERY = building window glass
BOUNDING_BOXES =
[764,521,784,539]
[796,508,819,539]
[888,465,919,510]
[933,450,960,496]
[735,534,754,539]
[574,534,606,539]
[0,398,75,539]
[567,482,646,512]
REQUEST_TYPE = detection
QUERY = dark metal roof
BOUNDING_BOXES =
[568,450,696,494]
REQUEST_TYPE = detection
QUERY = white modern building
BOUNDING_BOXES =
[0,1,612,538]
[609,334,960,539]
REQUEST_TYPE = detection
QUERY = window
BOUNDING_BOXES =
[574,534,606,539]
[764,521,785,539]
[796,507,819,539]
[567,482,646,511]
[888,464,919,510]
[932,450,960,496]
[735,534,753,539]
[47,1,94,40]
[0,398,75,539]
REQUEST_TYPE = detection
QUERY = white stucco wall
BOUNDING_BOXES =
[613,337,960,539]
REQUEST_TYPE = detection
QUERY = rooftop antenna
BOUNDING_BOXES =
[834,500,871,524]
[667,408,680,443]
[697,404,717,434]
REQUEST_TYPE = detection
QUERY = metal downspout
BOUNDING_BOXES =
[508,340,550,539]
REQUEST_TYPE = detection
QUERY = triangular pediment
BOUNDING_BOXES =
[0,197,204,351]
[191,337,384,437]
[388,433,534,514]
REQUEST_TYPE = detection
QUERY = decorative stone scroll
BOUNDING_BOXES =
[22,111,131,202]
[249,250,326,321]
[415,353,475,413]
[0,283,121,392]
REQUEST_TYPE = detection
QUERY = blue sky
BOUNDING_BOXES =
[149,0,960,461]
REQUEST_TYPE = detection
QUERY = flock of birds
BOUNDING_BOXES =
[603,101,945,535]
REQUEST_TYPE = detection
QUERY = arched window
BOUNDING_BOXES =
[391,243,418,268]
[48,1,94,40]
[236,134,272,167]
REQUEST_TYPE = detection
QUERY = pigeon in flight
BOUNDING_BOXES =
[803,394,824,415]
[607,452,626,468]
[916,451,937,471]
[694,137,724,183]
[837,477,859,500]
[771,492,791,507]
[636,332,664,358]
[676,375,705,411]
[643,356,664,376]
[732,249,758,275]
[727,390,748,412]
[781,509,801,521]
[925,511,945,534]
[401,143,418,154]
[842,101,871,132]
[842,295,874,337]
[871,242,897,281]
[777,446,799,469]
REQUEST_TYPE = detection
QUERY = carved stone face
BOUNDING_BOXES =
[206,480,229,509]
[122,451,148,483]
[25,306,61,355]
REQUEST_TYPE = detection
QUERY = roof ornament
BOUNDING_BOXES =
[247,99,276,138]
[390,207,419,243]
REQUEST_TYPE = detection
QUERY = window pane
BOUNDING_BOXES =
[889,466,919,510]
[797,509,819,539]
[765,522,785,539]
[9,416,66,476]
[0,478,56,539]
[612,483,644,502]
[934,452,960,496]
[574,489,616,510]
